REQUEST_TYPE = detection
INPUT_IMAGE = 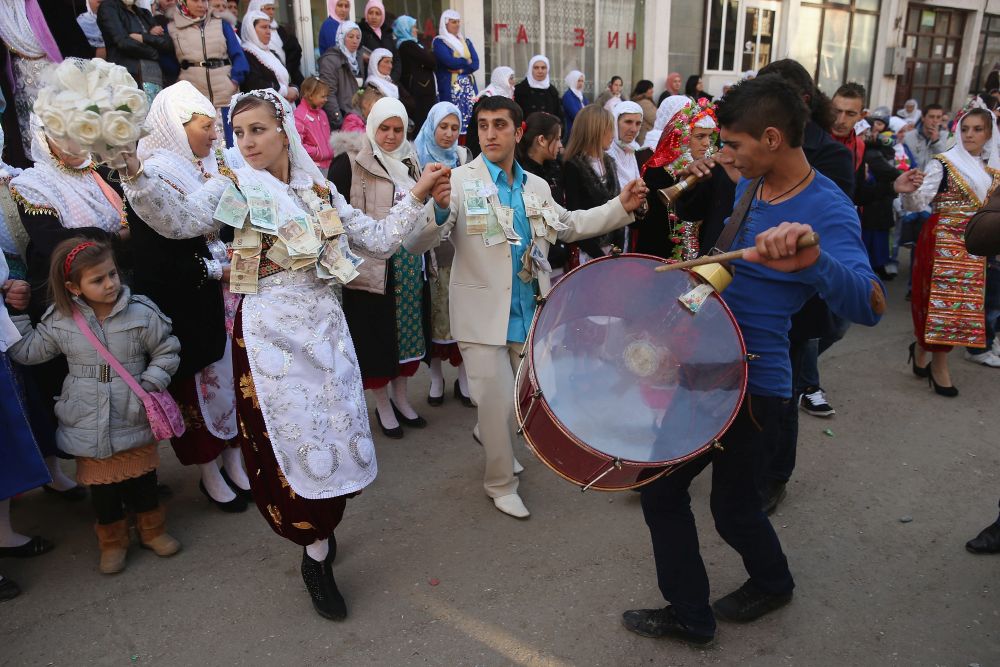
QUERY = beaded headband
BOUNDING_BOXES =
[233,89,286,122]
[63,241,96,277]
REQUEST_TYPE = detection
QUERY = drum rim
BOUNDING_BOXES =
[523,252,749,467]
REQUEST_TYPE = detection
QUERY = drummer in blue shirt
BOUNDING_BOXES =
[622,74,886,646]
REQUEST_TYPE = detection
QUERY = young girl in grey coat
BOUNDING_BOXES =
[7,238,182,575]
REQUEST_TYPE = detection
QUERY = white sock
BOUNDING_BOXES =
[45,456,77,491]
[221,448,251,491]
[0,499,30,548]
[372,386,399,429]
[390,377,419,419]
[305,538,329,562]
[429,358,444,397]
[457,363,470,397]
[200,462,236,503]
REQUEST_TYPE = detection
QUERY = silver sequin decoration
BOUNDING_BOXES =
[348,433,373,469]
[296,442,340,482]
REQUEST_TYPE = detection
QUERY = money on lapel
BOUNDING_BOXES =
[463,179,489,216]
[466,215,487,235]
[213,182,249,228]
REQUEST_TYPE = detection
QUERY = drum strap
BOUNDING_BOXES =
[710,176,763,271]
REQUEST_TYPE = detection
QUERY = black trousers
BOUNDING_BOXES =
[90,470,159,525]
[639,394,795,635]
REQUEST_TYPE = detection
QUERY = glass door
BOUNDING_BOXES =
[740,0,779,73]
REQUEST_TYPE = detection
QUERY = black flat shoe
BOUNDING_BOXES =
[908,342,930,378]
[427,392,444,406]
[0,576,21,602]
[375,407,403,439]
[454,380,474,408]
[42,484,86,502]
[390,400,427,428]
[927,367,958,397]
[712,580,793,622]
[302,548,346,620]
[199,480,248,513]
[220,467,254,502]
[966,522,1000,554]
[621,606,714,646]
[0,536,55,559]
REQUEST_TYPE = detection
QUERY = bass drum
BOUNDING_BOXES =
[515,253,747,491]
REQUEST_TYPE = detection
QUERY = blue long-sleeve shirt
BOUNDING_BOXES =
[318,16,340,54]
[722,171,883,397]
[434,156,536,343]
[432,37,479,104]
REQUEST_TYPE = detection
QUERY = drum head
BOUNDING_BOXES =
[529,255,746,464]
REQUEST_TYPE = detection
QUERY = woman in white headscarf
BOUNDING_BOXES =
[329,96,430,438]
[607,100,644,197]
[897,98,922,126]
[561,70,587,140]
[118,80,250,511]
[897,106,1000,395]
[432,9,479,135]
[317,20,363,130]
[475,66,515,102]
[198,88,448,619]
[514,55,563,122]
[240,10,298,101]
[364,47,398,99]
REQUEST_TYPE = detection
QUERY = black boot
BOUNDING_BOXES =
[966,522,1000,554]
[322,542,347,621]
[301,548,343,620]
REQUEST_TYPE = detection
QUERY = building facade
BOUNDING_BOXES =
[277,0,996,112]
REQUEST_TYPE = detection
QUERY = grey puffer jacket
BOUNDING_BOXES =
[318,47,363,130]
[8,288,180,459]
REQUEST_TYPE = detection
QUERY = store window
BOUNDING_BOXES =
[704,0,779,76]
[485,0,643,99]
[895,5,965,112]
[972,14,1000,95]
[790,0,880,96]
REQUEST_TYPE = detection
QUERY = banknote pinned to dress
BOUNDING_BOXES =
[245,184,278,233]
[213,182,249,229]
[229,251,260,294]
[317,207,345,238]
[277,215,323,257]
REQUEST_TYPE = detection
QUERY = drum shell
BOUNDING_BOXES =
[515,358,672,491]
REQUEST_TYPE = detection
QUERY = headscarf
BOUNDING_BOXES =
[606,100,643,188]
[414,101,461,168]
[943,108,1000,202]
[245,0,285,64]
[526,55,551,90]
[365,97,418,189]
[477,66,514,100]
[326,0,348,20]
[137,80,218,169]
[228,90,327,220]
[435,9,468,58]
[0,0,62,62]
[76,1,104,49]
[241,10,290,97]
[643,98,717,175]
[641,95,691,150]
[888,116,906,133]
[10,115,120,230]
[564,70,584,101]
[897,99,922,125]
[364,48,398,99]
[363,0,384,38]
[393,15,417,48]
[336,20,362,76]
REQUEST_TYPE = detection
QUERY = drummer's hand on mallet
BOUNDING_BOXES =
[676,156,716,180]
[742,222,820,273]
[619,178,649,213]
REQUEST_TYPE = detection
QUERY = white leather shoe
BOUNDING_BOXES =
[493,493,530,518]
[513,457,524,474]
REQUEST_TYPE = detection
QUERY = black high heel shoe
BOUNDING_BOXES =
[454,379,474,408]
[908,342,929,378]
[427,390,444,407]
[927,366,958,397]
[390,400,427,428]
[375,406,403,438]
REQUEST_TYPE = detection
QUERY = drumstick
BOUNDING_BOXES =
[653,232,820,272]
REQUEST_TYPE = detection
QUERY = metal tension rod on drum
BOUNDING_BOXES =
[653,232,821,273]
[582,459,623,492]
[516,389,542,436]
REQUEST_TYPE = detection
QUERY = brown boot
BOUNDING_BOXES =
[94,521,129,574]
[136,506,181,557]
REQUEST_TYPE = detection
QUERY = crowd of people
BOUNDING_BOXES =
[1,0,999,650]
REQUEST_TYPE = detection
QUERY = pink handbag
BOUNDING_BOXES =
[72,308,185,441]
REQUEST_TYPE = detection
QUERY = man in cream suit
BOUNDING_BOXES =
[407,95,649,518]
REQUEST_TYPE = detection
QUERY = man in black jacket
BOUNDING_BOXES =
[97,0,175,97]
